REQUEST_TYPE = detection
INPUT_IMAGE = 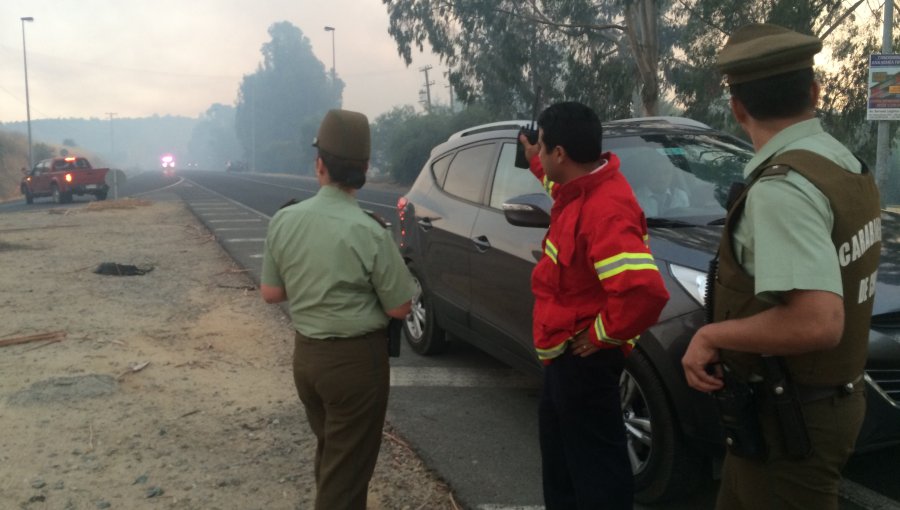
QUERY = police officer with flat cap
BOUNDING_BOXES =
[682,24,882,509]
[260,109,416,510]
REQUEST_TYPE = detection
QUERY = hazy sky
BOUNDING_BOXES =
[0,0,446,123]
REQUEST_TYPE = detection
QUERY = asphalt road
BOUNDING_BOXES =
[4,169,898,510]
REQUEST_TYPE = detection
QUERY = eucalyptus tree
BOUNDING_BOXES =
[235,22,340,174]
[382,0,676,119]
[670,1,882,143]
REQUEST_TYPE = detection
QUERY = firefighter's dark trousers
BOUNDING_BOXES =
[293,329,389,510]
[539,346,632,510]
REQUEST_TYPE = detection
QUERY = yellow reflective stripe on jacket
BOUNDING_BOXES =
[594,252,657,280]
[544,239,559,264]
[543,176,555,196]
[594,315,639,347]
[536,340,568,360]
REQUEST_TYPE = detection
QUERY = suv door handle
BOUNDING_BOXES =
[472,235,491,252]
[417,217,434,231]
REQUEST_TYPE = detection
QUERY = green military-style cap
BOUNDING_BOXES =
[312,109,371,161]
[717,23,822,85]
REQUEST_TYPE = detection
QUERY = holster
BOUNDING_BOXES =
[760,356,813,459]
[713,366,767,460]
[387,318,403,358]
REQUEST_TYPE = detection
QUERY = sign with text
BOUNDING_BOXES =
[868,54,900,121]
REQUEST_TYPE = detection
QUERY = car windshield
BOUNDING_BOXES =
[606,133,752,224]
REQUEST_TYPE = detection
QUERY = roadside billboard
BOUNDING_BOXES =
[868,54,900,121]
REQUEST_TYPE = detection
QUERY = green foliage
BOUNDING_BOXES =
[33,143,55,161]
[261,140,308,175]
[187,104,242,170]
[383,0,643,119]
[235,22,341,173]
[372,105,497,184]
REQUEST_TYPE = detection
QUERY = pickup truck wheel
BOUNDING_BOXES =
[51,185,62,204]
[96,191,108,201]
[403,263,448,355]
[623,348,708,503]
[22,186,33,204]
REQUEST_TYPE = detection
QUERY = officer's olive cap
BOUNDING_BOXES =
[312,109,371,161]
[717,23,822,85]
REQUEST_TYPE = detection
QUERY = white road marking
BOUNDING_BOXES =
[840,479,900,510]
[477,506,545,510]
[223,238,265,243]
[212,227,268,232]
[390,366,539,389]
[207,219,262,223]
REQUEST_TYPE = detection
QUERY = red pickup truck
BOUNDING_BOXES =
[20,156,110,204]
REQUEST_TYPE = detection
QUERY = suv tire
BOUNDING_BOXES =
[622,348,708,503]
[22,186,33,204]
[403,263,448,355]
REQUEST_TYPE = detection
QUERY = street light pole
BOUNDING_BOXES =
[105,112,116,159]
[324,26,336,96]
[20,16,34,171]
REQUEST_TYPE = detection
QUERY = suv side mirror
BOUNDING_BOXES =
[502,192,552,228]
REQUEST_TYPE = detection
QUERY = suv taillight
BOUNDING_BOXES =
[397,197,409,247]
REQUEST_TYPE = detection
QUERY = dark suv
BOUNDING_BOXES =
[395,117,900,502]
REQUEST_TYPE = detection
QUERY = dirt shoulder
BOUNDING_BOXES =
[0,197,454,509]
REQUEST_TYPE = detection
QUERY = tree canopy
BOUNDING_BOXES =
[234,22,342,174]
[381,0,894,173]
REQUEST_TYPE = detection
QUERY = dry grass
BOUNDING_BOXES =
[83,198,153,211]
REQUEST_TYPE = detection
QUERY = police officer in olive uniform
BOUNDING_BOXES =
[681,24,882,510]
[260,109,416,510]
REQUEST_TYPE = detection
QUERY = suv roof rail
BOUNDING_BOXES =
[615,116,711,129]
[447,120,532,141]
[445,116,711,144]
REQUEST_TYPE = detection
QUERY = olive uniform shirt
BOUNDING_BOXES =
[734,118,862,303]
[261,185,416,339]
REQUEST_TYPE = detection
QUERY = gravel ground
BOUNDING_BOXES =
[0,198,457,510]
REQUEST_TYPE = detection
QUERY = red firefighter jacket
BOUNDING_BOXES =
[529,153,669,362]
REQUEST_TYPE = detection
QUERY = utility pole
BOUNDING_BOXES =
[105,112,116,160]
[419,65,434,112]
[875,0,894,205]
[105,112,118,199]
[250,81,256,173]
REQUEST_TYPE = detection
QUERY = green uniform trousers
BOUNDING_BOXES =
[293,329,390,510]
[716,386,865,510]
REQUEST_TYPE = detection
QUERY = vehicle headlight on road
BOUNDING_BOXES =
[670,263,708,306]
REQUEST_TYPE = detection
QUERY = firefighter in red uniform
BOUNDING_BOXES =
[520,102,670,509]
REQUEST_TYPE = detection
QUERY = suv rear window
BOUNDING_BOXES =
[430,154,452,186]
[442,143,495,203]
